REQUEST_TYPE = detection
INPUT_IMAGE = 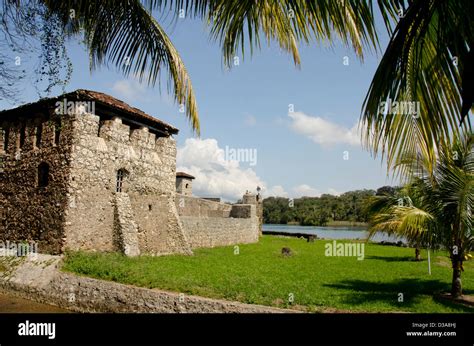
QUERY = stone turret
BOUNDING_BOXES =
[242,190,263,236]
[0,89,192,256]
[176,172,195,196]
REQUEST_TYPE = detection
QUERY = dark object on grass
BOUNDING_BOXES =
[379,240,407,247]
[307,235,316,242]
[281,247,292,256]
[415,247,422,261]
[263,230,318,242]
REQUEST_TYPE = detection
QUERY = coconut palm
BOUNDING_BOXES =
[361,0,473,174]
[4,1,472,166]
[366,183,435,261]
[432,134,473,297]
[5,0,381,135]
[367,133,473,298]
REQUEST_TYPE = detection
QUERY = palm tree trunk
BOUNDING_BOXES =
[415,246,421,261]
[451,257,462,298]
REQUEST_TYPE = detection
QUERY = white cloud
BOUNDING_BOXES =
[265,185,288,197]
[177,138,345,201]
[291,184,321,198]
[288,111,361,146]
[327,188,342,196]
[111,79,146,101]
[111,79,175,107]
[260,184,342,199]
[244,114,257,126]
[177,138,268,201]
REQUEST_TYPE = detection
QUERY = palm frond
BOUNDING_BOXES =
[361,0,473,175]
[144,0,381,67]
[368,204,435,243]
[42,0,200,134]
[434,132,474,252]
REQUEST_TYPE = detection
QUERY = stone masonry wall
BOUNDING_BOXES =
[176,194,232,217]
[113,192,140,256]
[0,255,295,313]
[176,177,193,196]
[0,102,258,256]
[0,110,74,254]
[63,112,191,255]
[176,195,259,249]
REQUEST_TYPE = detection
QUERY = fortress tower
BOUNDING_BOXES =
[0,89,262,257]
[0,89,191,256]
[242,191,263,236]
[176,172,195,196]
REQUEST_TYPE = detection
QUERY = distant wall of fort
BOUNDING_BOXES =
[176,195,259,249]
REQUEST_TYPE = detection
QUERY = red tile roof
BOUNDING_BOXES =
[0,89,179,135]
[176,172,195,179]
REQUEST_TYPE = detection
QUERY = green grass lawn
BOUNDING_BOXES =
[62,235,474,313]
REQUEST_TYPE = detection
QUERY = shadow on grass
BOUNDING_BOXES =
[323,279,474,312]
[433,295,474,312]
[365,255,417,262]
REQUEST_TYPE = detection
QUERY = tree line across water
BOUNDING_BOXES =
[262,187,398,226]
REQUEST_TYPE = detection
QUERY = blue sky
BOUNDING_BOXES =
[1,12,399,201]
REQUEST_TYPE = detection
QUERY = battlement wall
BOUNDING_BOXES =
[175,195,259,249]
[62,111,189,255]
[0,110,75,254]
[175,194,232,217]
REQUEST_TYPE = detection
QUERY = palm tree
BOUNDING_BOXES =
[361,0,473,174]
[1,0,382,135]
[366,184,434,261]
[366,133,473,298]
[4,1,471,166]
[433,134,473,297]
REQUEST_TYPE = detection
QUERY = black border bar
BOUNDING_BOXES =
[0,313,472,345]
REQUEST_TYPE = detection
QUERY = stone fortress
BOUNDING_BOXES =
[0,89,262,256]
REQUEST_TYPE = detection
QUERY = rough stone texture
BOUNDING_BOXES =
[176,195,233,217]
[63,113,191,256]
[230,204,253,218]
[0,90,260,257]
[0,109,73,254]
[114,193,140,257]
[1,255,62,289]
[0,255,296,313]
[0,93,192,256]
[180,215,259,249]
[243,192,263,236]
[176,176,193,196]
[176,195,259,249]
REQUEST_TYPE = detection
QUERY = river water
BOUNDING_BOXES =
[0,292,69,313]
[263,224,403,243]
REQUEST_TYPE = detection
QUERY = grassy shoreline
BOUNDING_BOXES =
[273,221,368,227]
[63,235,473,313]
